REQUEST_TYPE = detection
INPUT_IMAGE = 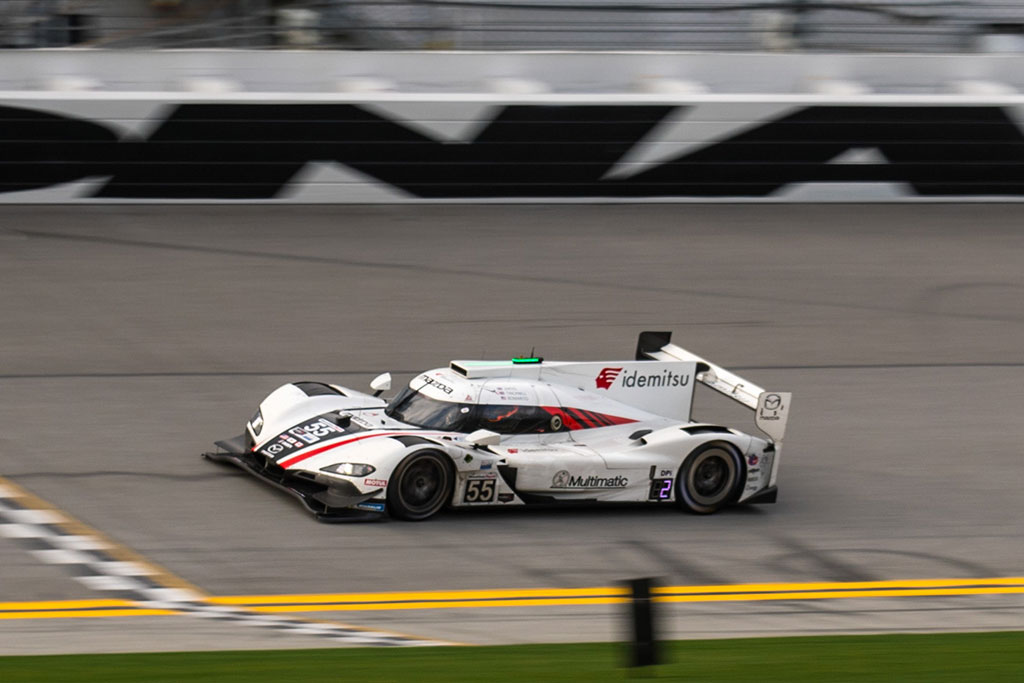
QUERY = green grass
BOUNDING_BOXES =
[1,632,1022,682]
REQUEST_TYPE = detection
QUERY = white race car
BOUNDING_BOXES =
[204,332,791,522]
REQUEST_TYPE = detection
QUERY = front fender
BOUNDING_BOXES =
[251,383,387,447]
[303,433,464,497]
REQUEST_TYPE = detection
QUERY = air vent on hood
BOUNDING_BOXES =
[295,382,346,397]
[681,425,732,436]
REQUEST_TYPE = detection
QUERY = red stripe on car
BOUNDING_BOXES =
[540,406,636,430]
[277,432,424,469]
[566,407,597,428]
[598,412,638,426]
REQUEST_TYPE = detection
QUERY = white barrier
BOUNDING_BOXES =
[4,50,1024,93]
[2,50,1024,203]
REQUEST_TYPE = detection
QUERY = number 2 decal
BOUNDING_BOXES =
[648,478,673,500]
[464,478,496,503]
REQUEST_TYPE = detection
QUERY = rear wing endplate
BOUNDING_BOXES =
[636,331,791,443]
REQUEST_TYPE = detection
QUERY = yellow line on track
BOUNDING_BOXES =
[249,597,627,613]
[0,599,135,610]
[208,576,1024,610]
[659,577,1024,594]
[233,586,1024,613]
[658,587,1024,604]
[0,609,178,620]
[208,586,629,605]
[196,577,1024,613]
[4,578,1024,620]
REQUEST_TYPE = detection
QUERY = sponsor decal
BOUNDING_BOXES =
[506,448,518,454]
[463,478,496,503]
[595,367,622,389]
[498,493,515,503]
[620,368,690,389]
[355,501,386,512]
[748,468,761,474]
[290,428,315,444]
[552,470,628,489]
[489,386,531,402]
[595,367,690,390]
[648,478,673,500]
[260,417,346,458]
[748,454,759,466]
[758,393,785,421]
[659,469,673,477]
[350,415,377,429]
[364,478,388,488]
[291,420,344,444]
[420,375,454,395]
[480,462,493,470]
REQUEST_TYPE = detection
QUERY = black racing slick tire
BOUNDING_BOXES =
[387,450,455,521]
[676,442,743,514]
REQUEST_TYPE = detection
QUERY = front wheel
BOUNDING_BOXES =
[387,450,455,521]
[676,442,743,514]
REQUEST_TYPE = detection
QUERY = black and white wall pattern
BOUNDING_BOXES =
[3,99,1024,202]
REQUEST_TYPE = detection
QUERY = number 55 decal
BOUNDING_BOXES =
[464,478,496,503]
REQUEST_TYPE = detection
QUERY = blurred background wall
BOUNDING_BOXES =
[3,2,1024,203]
[3,0,1024,52]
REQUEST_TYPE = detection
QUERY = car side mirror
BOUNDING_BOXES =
[370,372,392,397]
[466,429,501,447]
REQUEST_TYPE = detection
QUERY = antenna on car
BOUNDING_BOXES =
[512,346,544,364]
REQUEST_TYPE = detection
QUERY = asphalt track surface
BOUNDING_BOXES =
[1,204,1023,653]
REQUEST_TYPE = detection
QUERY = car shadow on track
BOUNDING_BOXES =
[437,500,767,523]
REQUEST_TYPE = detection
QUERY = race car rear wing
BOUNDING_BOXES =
[635,331,791,443]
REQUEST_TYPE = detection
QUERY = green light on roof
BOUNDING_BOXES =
[512,357,543,364]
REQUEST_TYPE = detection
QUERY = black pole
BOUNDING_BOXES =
[625,576,659,668]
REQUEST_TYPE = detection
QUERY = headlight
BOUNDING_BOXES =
[320,463,376,477]
[250,409,264,436]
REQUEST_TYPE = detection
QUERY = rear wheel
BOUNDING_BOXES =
[388,450,454,521]
[677,442,743,514]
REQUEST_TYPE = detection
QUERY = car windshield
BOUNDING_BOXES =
[385,387,474,432]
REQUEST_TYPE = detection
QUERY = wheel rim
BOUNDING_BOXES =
[694,458,726,496]
[398,454,448,514]
[686,448,737,507]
